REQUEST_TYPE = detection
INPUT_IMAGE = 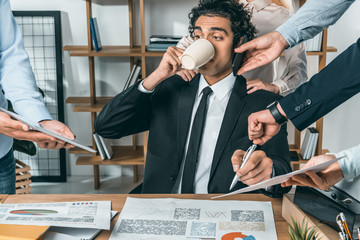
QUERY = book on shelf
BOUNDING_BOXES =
[300,127,318,160]
[149,35,182,44]
[146,43,177,51]
[308,127,319,159]
[99,135,114,159]
[90,17,102,51]
[93,133,114,160]
[93,133,106,160]
[123,60,142,90]
[304,31,323,51]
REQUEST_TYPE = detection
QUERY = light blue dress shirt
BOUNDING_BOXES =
[276,0,356,47]
[0,0,52,158]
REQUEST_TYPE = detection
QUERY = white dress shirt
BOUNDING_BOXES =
[139,73,236,193]
[177,73,236,193]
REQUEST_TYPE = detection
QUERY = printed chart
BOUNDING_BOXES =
[109,197,277,240]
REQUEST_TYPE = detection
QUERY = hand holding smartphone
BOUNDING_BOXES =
[232,35,248,76]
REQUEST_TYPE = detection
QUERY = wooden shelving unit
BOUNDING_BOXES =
[63,0,152,189]
[63,0,337,187]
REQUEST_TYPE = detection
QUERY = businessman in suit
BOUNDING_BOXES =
[95,0,292,197]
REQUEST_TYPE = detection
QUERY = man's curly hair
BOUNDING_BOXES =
[188,0,257,48]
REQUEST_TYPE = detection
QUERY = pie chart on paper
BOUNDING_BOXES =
[10,209,58,215]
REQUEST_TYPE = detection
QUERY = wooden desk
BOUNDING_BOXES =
[0,194,7,203]
[2,194,289,239]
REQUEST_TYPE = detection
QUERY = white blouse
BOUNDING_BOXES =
[177,0,308,96]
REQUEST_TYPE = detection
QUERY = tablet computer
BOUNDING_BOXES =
[0,107,96,153]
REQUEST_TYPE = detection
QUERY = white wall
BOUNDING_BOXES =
[9,0,360,177]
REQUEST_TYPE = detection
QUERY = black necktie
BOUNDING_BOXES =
[181,86,213,193]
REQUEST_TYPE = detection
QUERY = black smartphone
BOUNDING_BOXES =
[232,35,248,76]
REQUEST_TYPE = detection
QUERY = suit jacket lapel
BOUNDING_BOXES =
[210,75,247,179]
[176,75,200,167]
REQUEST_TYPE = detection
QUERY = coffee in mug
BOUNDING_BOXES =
[180,39,215,70]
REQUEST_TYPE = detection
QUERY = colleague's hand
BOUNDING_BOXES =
[176,69,198,82]
[246,78,280,94]
[142,47,184,91]
[0,112,74,150]
[39,120,76,150]
[248,109,282,145]
[231,149,273,186]
[281,154,344,190]
[235,31,289,75]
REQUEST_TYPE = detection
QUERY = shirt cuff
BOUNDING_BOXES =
[275,25,301,49]
[335,145,360,180]
[138,79,154,93]
[272,79,290,96]
[13,102,53,125]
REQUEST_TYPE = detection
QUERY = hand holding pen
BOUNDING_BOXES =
[230,144,274,190]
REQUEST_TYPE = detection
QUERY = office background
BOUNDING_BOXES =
[9,0,360,179]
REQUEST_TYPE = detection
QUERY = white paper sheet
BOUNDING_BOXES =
[213,156,344,199]
[0,107,96,153]
[109,197,277,240]
[43,232,78,240]
[45,211,117,240]
[0,201,111,230]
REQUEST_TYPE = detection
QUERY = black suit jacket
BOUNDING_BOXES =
[95,74,291,197]
[279,38,360,131]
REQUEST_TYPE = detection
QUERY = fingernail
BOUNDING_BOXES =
[233,165,239,172]
[22,124,28,131]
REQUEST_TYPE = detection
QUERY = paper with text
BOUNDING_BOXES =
[213,156,344,199]
[109,197,277,240]
[0,201,111,230]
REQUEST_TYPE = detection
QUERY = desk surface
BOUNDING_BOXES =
[2,194,289,239]
[0,195,7,204]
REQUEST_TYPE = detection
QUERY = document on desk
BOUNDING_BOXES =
[109,197,277,240]
[0,201,111,230]
[213,156,344,199]
[45,210,117,240]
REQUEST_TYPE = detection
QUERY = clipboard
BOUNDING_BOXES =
[0,107,96,153]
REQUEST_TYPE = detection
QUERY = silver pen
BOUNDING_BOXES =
[229,143,257,190]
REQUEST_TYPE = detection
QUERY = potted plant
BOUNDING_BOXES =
[288,217,321,240]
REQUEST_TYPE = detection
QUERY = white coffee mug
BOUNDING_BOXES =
[180,39,215,70]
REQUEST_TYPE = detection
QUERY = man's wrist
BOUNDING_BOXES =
[274,30,290,49]
[266,101,288,125]
[142,71,166,91]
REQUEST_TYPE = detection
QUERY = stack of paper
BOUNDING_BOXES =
[44,211,117,240]
[0,201,113,240]
[109,197,277,240]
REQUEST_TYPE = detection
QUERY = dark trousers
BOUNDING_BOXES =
[0,149,15,194]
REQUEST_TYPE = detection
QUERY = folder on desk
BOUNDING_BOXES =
[0,224,49,240]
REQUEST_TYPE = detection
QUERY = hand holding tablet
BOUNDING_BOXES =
[0,107,96,153]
